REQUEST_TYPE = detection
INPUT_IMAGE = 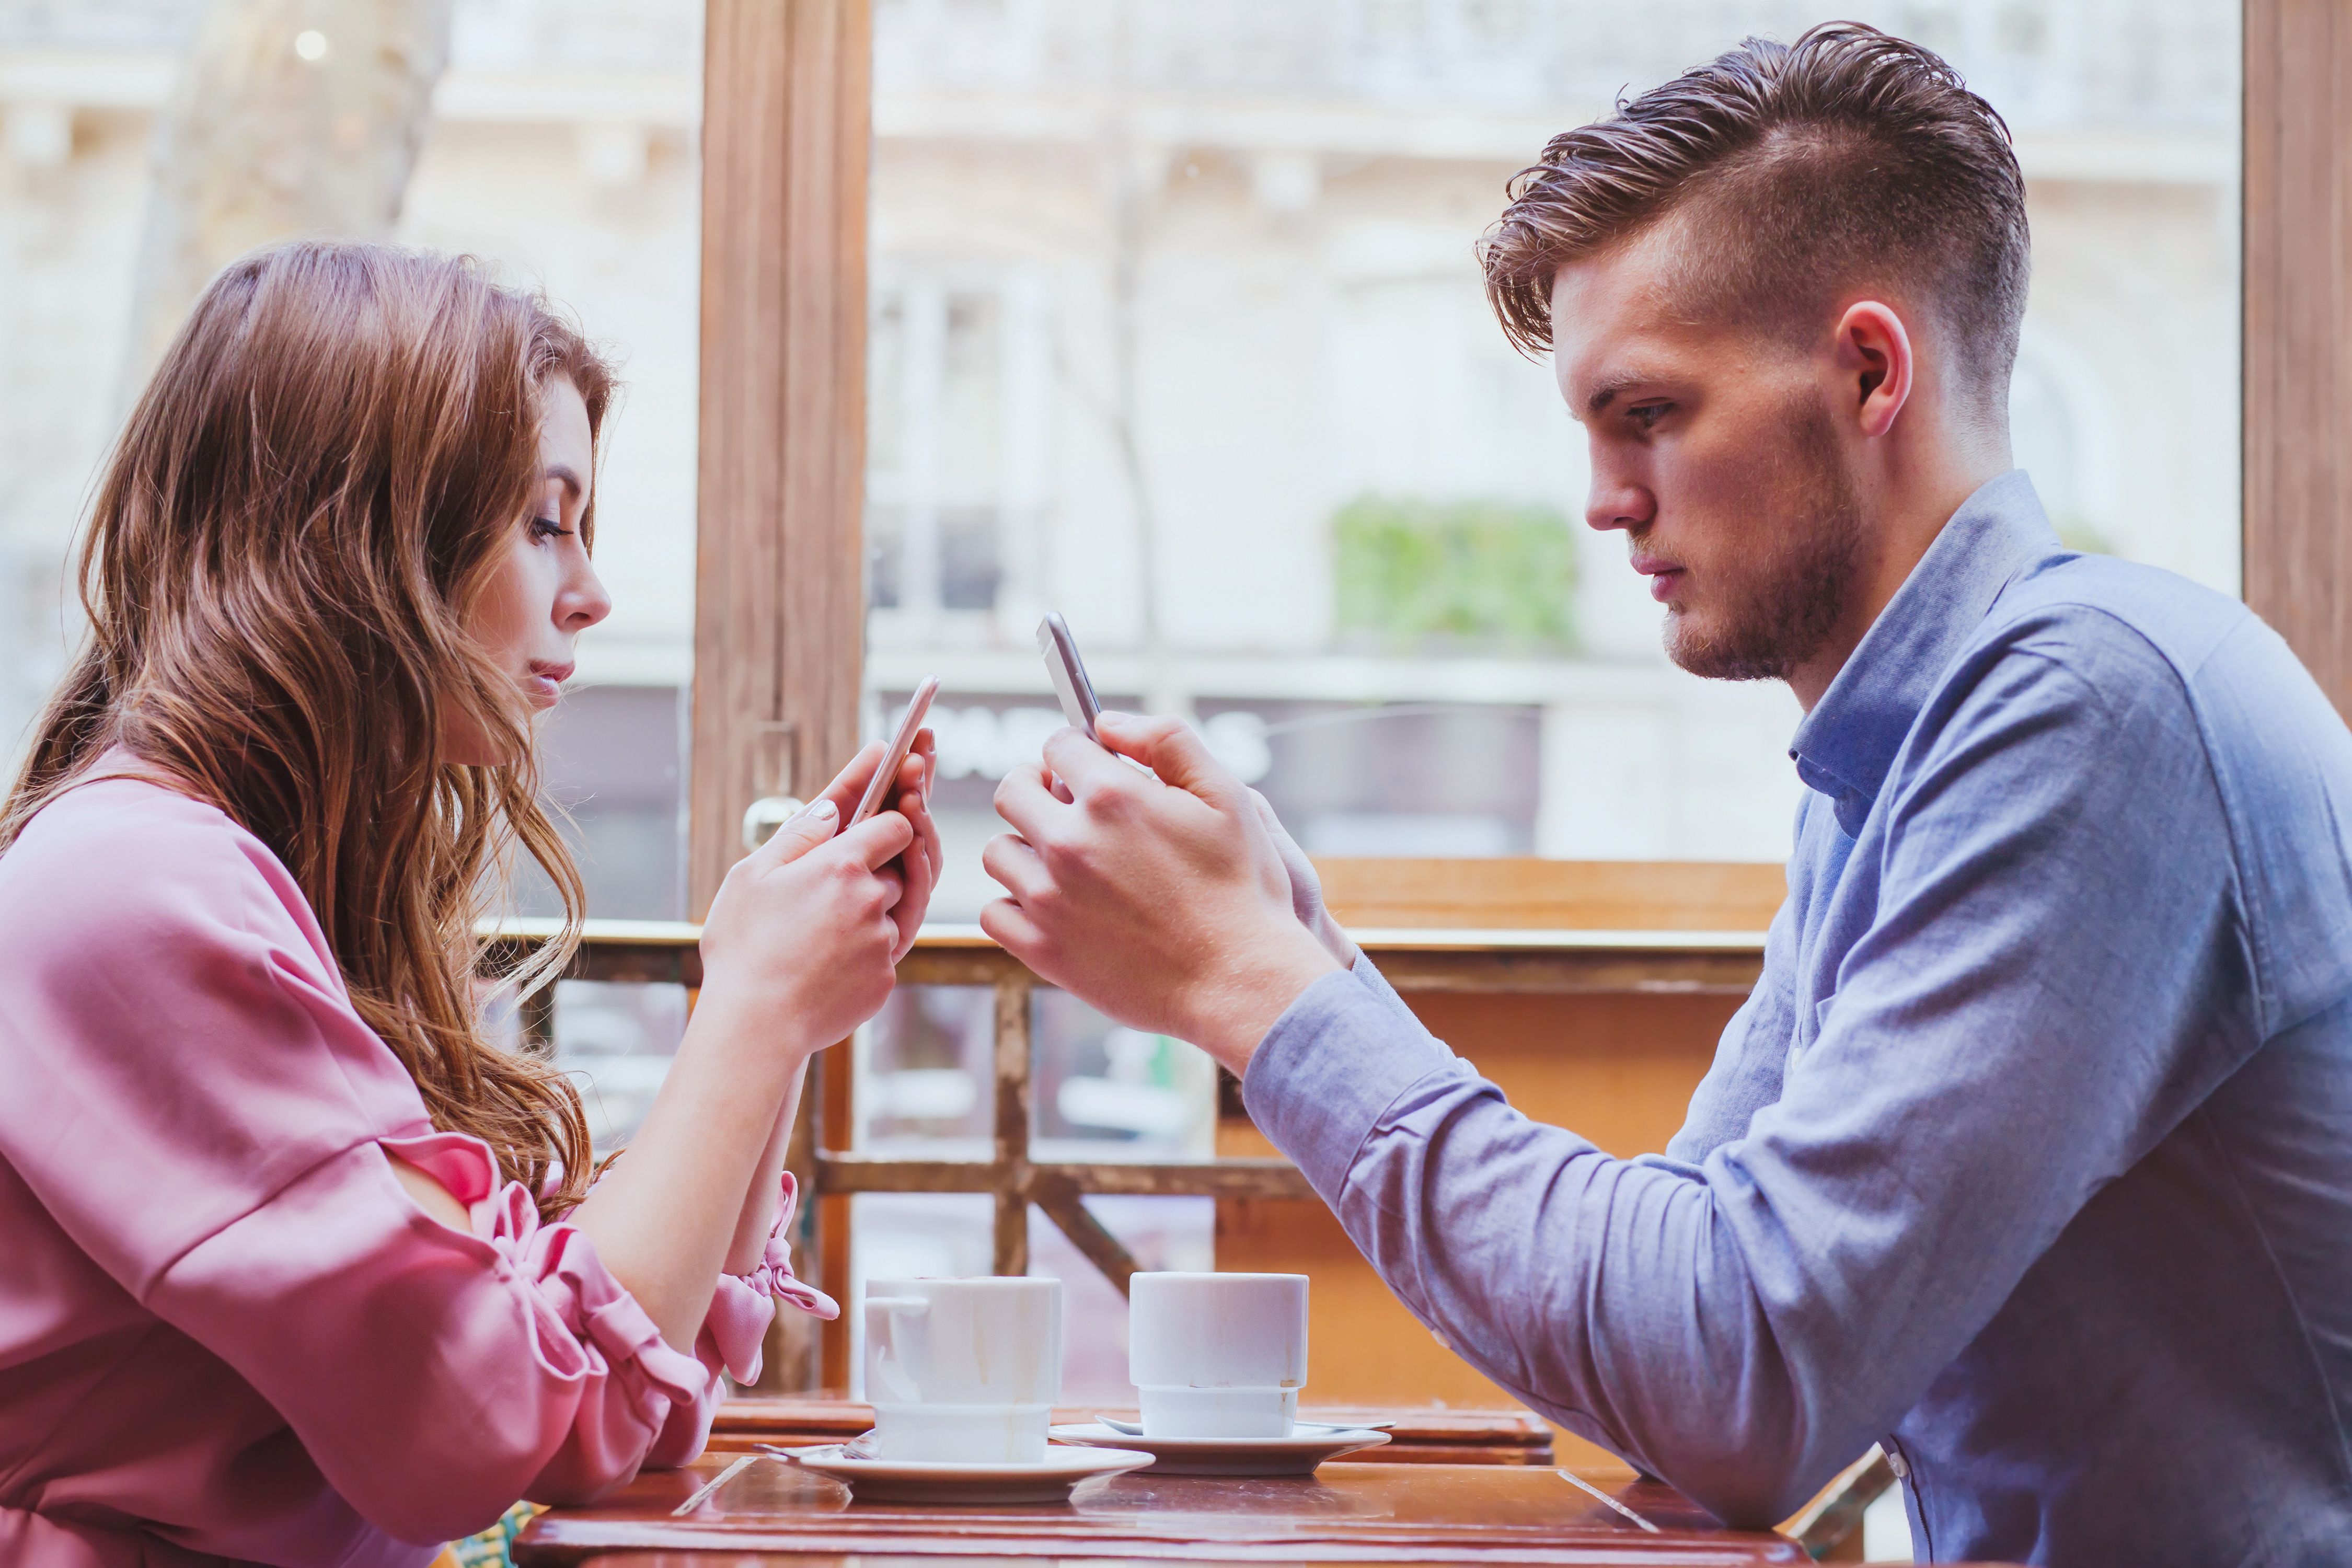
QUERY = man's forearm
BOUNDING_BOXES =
[1238,963,1826,1527]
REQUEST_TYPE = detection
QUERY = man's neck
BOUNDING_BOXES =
[1784,459,2008,712]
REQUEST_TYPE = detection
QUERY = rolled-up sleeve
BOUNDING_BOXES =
[1242,629,2257,1526]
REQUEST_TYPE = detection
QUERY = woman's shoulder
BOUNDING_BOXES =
[0,773,336,978]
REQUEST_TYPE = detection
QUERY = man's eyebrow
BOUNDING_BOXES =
[544,464,585,501]
[1584,375,1645,417]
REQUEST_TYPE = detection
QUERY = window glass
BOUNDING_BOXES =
[863,0,2241,885]
[0,0,704,927]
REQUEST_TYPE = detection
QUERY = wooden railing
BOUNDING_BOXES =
[482,917,1765,1296]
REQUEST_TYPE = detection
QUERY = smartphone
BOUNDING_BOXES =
[1036,613,1101,739]
[848,674,940,828]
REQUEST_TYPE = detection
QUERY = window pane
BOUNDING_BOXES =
[858,984,995,1157]
[866,0,2241,892]
[0,0,705,920]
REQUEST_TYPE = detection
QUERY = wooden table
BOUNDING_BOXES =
[514,1452,1804,1566]
[708,1401,1558,1467]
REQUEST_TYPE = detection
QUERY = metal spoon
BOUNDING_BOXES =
[1091,1414,1394,1437]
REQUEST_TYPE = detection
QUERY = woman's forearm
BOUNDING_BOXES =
[724,1061,804,1275]
[571,991,808,1352]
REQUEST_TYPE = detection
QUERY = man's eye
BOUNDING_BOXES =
[1629,402,1673,430]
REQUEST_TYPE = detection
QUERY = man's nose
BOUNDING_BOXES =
[1585,471,1653,534]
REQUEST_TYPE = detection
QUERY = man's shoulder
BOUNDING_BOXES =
[1957,553,2352,1029]
[1981,552,2251,689]
[1972,553,2341,755]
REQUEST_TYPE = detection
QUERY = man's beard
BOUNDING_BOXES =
[1660,401,1864,683]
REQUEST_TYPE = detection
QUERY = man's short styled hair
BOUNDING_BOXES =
[1480,22,2030,410]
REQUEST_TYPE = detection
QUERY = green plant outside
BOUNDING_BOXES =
[1332,494,1577,652]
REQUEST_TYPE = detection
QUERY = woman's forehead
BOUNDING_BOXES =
[537,376,594,485]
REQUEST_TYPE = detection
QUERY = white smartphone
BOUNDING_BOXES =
[1037,613,1101,739]
[848,674,940,828]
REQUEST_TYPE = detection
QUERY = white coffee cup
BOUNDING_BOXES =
[863,1276,1063,1463]
[1128,1271,1308,1439]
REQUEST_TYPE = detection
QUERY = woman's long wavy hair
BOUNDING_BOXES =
[0,241,613,1219]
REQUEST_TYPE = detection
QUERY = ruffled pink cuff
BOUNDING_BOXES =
[383,1131,708,1419]
[703,1169,839,1387]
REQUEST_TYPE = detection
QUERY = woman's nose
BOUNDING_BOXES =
[563,556,613,631]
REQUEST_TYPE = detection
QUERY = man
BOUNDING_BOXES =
[981,23,2352,1568]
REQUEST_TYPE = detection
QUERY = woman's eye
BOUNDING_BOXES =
[530,515,570,541]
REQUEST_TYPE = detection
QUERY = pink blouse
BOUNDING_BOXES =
[0,775,835,1566]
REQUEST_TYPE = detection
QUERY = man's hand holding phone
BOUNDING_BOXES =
[981,711,1342,1075]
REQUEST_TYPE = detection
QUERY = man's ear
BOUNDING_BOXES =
[1834,301,1913,439]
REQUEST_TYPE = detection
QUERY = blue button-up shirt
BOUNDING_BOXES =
[1245,472,2352,1565]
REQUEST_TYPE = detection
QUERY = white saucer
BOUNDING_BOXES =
[1049,1422,1392,1476]
[764,1441,1155,1504]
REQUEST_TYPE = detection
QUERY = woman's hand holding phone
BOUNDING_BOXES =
[698,731,943,1055]
[577,734,938,1354]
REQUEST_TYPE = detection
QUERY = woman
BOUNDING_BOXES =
[0,241,940,1563]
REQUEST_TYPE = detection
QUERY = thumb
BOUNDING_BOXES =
[753,795,838,867]
[1095,711,1244,808]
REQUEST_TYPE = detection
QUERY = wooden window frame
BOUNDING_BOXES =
[689,0,2336,1392]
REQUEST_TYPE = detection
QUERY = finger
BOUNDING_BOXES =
[1094,711,1245,807]
[888,848,929,962]
[979,832,1051,905]
[816,740,889,818]
[875,863,905,910]
[978,896,1051,966]
[750,796,839,868]
[896,729,935,803]
[886,794,940,960]
[835,810,915,871]
[1038,724,1133,799]
[901,785,945,896]
[1250,787,1321,927]
[914,728,938,804]
[993,763,1064,840]
[1248,788,1283,834]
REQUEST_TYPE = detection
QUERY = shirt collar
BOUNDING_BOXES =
[1788,469,2065,836]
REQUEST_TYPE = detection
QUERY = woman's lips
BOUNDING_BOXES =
[527,662,573,706]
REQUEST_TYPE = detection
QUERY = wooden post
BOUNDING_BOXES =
[2244,0,2352,713]
[991,974,1033,1277]
[694,0,871,1392]
[691,0,871,913]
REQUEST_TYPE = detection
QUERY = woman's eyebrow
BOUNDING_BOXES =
[544,464,585,501]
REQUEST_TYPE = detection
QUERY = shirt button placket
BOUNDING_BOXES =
[1882,1438,1928,1560]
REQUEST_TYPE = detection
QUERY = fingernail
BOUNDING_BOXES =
[805,798,837,821]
